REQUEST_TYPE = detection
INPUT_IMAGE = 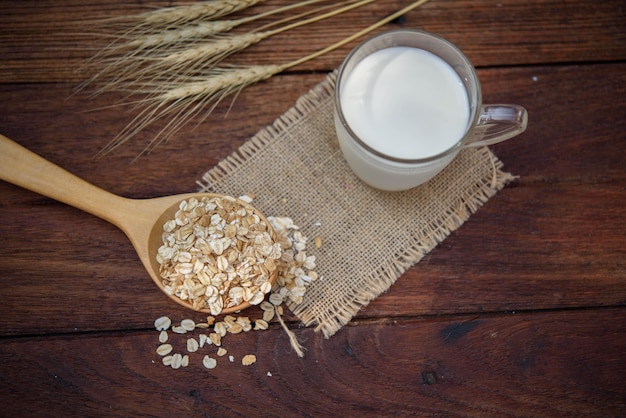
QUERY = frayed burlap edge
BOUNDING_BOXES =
[294,148,514,338]
[199,71,516,338]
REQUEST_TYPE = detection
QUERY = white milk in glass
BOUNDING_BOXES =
[337,46,471,190]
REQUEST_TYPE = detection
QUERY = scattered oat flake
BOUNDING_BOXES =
[156,344,173,356]
[314,236,322,248]
[217,347,228,357]
[209,333,222,346]
[262,308,275,322]
[228,323,243,334]
[172,325,187,334]
[180,319,196,331]
[187,338,199,353]
[228,355,234,363]
[242,354,257,366]
[267,371,272,377]
[269,293,283,306]
[254,319,269,330]
[171,353,183,369]
[154,316,171,331]
[203,355,217,369]
[159,330,169,343]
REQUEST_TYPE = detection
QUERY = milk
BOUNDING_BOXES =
[339,46,470,160]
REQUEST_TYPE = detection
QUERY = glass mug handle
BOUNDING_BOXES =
[464,104,528,148]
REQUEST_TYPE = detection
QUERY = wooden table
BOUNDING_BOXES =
[1,1,625,416]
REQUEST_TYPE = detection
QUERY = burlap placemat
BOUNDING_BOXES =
[198,71,515,338]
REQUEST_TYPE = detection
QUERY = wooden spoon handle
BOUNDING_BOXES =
[0,134,132,226]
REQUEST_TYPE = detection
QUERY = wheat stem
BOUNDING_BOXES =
[264,0,377,38]
[275,306,306,358]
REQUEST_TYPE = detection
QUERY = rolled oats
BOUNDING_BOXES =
[152,213,319,370]
[172,325,187,334]
[187,338,199,353]
[214,322,227,337]
[260,301,274,311]
[254,319,269,330]
[171,353,183,369]
[154,316,171,331]
[269,293,283,306]
[180,319,196,331]
[156,344,173,356]
[157,196,281,315]
[242,354,257,366]
[267,216,319,312]
[237,316,252,332]
[209,333,222,347]
[227,323,243,334]
[262,308,275,322]
[202,355,217,369]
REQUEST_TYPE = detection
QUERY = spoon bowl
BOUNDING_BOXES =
[0,134,277,314]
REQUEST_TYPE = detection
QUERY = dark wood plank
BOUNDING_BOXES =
[0,309,624,416]
[1,0,625,83]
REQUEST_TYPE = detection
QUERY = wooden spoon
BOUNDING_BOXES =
[0,134,277,314]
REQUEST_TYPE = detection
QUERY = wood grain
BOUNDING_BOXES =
[0,310,624,417]
[0,0,624,415]
[1,0,625,83]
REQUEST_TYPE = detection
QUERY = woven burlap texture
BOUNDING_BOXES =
[198,71,515,338]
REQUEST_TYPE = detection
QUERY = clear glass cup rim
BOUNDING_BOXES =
[334,29,482,164]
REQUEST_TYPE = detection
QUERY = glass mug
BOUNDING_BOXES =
[334,29,528,191]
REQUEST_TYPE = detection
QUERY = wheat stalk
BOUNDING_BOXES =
[86,0,265,65]
[79,0,265,89]
[98,0,431,157]
[79,0,336,94]
[95,0,374,95]
[128,0,334,50]
[102,0,266,30]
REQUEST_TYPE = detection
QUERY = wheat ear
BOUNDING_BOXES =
[78,0,335,93]
[101,0,431,156]
[101,0,376,95]
[78,0,264,80]
[128,0,332,50]
[134,0,266,28]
